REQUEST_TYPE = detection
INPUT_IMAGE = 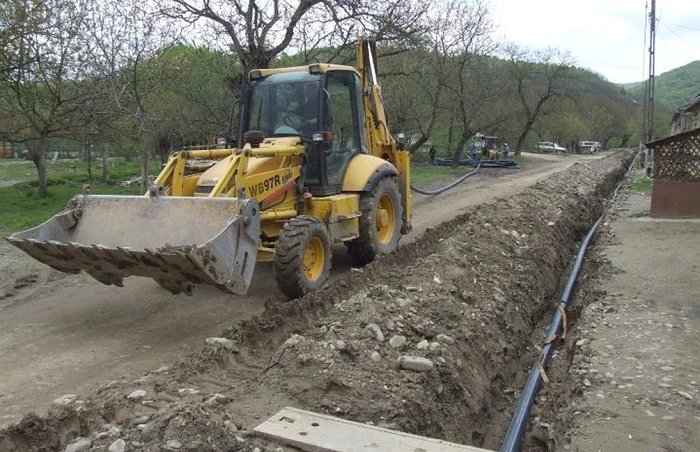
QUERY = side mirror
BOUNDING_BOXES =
[312,131,334,143]
[313,132,334,156]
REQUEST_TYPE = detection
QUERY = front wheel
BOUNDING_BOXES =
[273,216,332,300]
[347,176,403,266]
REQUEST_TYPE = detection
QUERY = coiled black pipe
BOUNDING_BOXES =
[500,151,639,452]
[478,161,521,169]
[410,163,482,196]
[433,157,519,169]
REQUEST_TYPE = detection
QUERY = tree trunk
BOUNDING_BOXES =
[447,114,455,153]
[158,136,170,165]
[619,134,631,148]
[408,135,429,154]
[86,140,92,180]
[102,143,110,183]
[514,119,535,156]
[140,150,149,194]
[38,156,48,196]
[451,134,469,168]
[28,137,48,197]
[234,80,247,147]
[35,153,47,197]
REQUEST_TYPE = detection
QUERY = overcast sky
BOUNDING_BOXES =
[491,0,700,84]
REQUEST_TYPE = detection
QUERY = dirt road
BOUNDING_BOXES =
[0,152,604,428]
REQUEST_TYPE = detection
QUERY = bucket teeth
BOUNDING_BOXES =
[5,196,261,296]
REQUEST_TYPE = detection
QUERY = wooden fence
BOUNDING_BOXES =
[647,127,700,181]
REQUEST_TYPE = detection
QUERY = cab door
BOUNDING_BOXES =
[320,71,366,194]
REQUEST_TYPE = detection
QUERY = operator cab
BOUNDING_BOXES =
[242,66,367,196]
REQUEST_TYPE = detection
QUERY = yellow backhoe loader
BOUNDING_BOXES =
[6,38,412,299]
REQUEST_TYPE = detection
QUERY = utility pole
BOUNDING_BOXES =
[643,0,656,176]
[645,0,656,143]
[641,2,648,147]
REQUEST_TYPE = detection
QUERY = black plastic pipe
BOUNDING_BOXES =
[410,163,481,196]
[500,213,604,452]
[500,152,638,452]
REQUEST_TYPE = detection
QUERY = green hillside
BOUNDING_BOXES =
[623,60,700,108]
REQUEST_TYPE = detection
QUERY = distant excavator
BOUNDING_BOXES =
[7,38,412,300]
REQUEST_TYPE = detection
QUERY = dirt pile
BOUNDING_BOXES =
[0,151,632,452]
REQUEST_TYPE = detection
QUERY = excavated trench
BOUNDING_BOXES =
[0,150,632,452]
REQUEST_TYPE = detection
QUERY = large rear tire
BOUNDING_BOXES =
[273,216,332,300]
[347,176,402,266]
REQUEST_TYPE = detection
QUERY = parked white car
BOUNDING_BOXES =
[536,141,567,153]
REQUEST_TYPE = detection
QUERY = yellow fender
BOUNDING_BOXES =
[342,154,398,192]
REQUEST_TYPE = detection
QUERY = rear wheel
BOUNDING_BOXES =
[347,176,403,266]
[273,216,332,299]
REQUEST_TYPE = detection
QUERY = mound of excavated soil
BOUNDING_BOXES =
[0,151,632,452]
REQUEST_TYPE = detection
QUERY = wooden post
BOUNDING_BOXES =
[86,139,92,180]
[140,150,149,194]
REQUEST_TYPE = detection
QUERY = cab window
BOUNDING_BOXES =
[324,71,362,187]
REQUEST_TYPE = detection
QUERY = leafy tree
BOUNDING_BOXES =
[146,45,242,158]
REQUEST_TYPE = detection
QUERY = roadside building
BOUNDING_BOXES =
[671,93,700,134]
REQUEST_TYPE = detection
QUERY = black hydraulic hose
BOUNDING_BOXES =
[410,163,481,196]
[500,151,639,452]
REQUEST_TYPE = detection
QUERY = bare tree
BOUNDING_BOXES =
[158,0,427,145]
[0,0,42,74]
[160,0,427,71]
[380,0,502,159]
[0,0,96,196]
[86,0,180,183]
[381,44,443,153]
[504,44,574,155]
[431,0,511,166]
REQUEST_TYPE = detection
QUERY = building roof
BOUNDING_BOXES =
[679,93,700,113]
[672,93,700,123]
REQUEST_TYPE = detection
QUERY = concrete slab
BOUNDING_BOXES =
[254,407,493,452]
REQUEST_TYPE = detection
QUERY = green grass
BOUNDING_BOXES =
[630,177,653,195]
[630,209,650,218]
[0,180,141,235]
[0,157,159,235]
[410,162,475,186]
[0,157,157,185]
[410,157,523,186]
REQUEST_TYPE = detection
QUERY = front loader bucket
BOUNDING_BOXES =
[6,195,261,295]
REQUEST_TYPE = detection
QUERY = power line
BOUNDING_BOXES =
[662,20,700,32]
[658,21,700,51]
